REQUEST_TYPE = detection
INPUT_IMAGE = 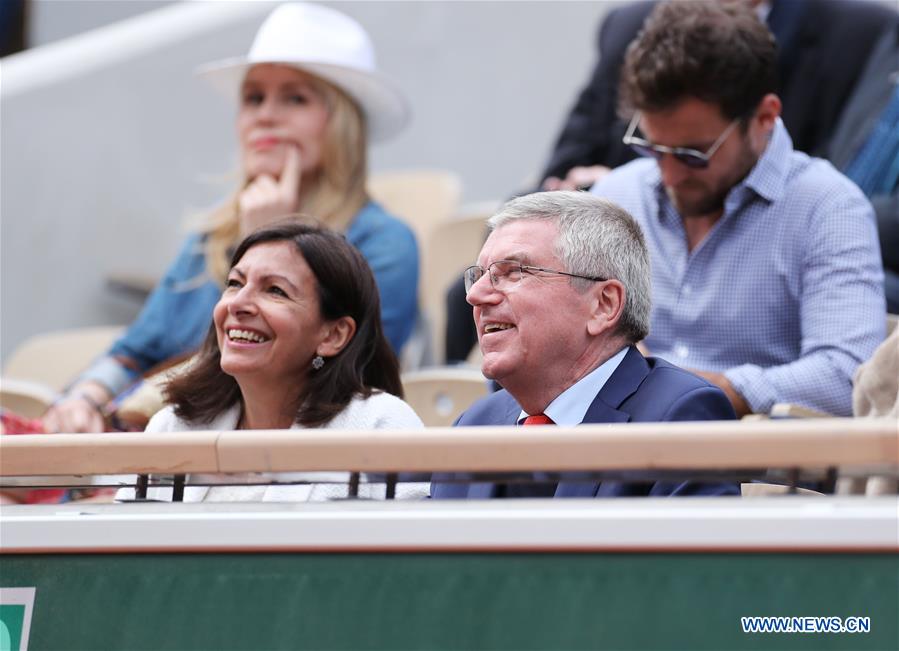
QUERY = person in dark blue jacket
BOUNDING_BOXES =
[431,191,739,499]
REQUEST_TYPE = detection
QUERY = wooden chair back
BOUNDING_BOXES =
[2,326,124,392]
[401,367,489,427]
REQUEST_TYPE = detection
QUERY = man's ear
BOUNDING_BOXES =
[586,280,625,336]
[751,93,781,143]
[317,316,356,358]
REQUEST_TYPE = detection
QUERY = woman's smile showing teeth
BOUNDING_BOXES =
[214,241,331,381]
[227,328,270,343]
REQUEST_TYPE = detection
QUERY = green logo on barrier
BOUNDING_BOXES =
[0,606,24,651]
[0,589,35,651]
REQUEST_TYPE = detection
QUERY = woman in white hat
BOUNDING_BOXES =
[44,3,419,434]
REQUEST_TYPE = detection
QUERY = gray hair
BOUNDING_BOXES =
[487,191,651,342]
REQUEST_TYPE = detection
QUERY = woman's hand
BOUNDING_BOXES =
[43,381,111,433]
[238,145,302,236]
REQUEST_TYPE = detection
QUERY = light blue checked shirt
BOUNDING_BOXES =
[592,119,886,415]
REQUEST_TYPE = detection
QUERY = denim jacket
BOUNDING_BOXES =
[79,201,419,394]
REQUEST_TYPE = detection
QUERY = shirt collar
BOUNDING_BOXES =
[518,347,629,426]
[740,117,791,203]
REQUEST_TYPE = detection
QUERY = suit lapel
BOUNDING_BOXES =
[585,346,648,422]
[555,347,649,498]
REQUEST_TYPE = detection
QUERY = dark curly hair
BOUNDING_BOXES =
[165,220,403,427]
[619,1,777,122]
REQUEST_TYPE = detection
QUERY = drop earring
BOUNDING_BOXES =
[312,355,325,370]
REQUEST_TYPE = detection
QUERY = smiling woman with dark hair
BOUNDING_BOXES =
[117,221,425,502]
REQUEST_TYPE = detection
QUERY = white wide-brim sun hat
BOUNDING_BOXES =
[197,2,411,142]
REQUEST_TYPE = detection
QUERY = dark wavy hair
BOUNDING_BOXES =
[619,1,777,123]
[165,220,403,427]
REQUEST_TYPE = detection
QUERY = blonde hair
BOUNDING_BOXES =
[201,71,369,284]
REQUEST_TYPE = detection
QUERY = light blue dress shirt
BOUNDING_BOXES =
[592,119,885,415]
[518,347,628,425]
[79,201,419,395]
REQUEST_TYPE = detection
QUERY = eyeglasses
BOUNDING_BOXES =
[622,111,740,169]
[463,259,606,294]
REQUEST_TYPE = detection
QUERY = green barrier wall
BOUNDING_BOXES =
[1,553,897,651]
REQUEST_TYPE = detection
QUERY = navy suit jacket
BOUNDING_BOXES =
[430,347,740,499]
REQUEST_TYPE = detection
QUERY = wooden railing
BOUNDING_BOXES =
[2,418,896,478]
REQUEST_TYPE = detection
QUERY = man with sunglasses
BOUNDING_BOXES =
[431,191,740,499]
[540,0,896,193]
[591,1,885,417]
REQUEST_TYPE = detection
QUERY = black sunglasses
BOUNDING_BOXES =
[622,111,739,169]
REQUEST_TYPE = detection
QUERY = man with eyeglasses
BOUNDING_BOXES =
[590,1,885,417]
[430,191,740,499]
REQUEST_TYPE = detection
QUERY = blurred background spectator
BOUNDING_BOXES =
[827,20,899,312]
[0,0,26,56]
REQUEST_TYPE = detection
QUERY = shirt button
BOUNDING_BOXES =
[674,344,689,359]
[682,285,692,296]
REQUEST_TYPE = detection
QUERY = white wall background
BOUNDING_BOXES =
[1,0,617,361]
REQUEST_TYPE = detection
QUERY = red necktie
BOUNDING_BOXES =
[510,413,557,497]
